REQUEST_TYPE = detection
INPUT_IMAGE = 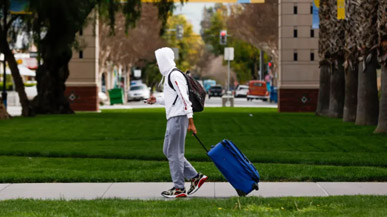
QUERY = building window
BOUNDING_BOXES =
[310,52,315,61]
[294,28,298,38]
[79,28,83,36]
[79,51,83,59]
[294,5,298,14]
[310,4,313,14]
[294,51,298,61]
[310,29,315,38]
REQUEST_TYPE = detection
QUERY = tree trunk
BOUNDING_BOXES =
[328,58,345,118]
[0,37,31,116]
[355,52,379,125]
[343,63,358,122]
[31,33,74,114]
[316,61,331,116]
[374,64,387,133]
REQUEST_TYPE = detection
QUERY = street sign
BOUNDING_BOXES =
[337,0,345,20]
[172,48,179,60]
[224,47,234,61]
[134,70,141,78]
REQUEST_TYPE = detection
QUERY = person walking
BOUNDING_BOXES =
[146,47,207,198]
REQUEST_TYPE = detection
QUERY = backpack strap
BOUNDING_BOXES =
[167,68,182,106]
[167,68,182,91]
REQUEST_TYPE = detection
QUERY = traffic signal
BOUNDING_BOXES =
[176,25,184,40]
[219,30,227,45]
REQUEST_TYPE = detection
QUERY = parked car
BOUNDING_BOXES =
[234,85,249,98]
[98,92,109,105]
[203,79,216,92]
[208,85,223,98]
[128,84,150,101]
[247,80,269,101]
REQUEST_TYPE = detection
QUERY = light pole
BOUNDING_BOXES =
[224,47,234,94]
[259,50,264,80]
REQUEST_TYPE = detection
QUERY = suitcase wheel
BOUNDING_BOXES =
[253,183,259,191]
[236,189,246,197]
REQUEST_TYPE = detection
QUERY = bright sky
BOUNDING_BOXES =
[173,3,216,34]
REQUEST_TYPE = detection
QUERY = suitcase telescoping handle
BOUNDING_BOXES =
[193,133,209,153]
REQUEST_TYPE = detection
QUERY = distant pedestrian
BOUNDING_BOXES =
[146,47,208,198]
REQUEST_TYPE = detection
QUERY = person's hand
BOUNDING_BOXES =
[188,118,197,135]
[146,96,156,104]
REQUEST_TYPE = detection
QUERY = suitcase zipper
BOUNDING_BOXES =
[221,140,260,182]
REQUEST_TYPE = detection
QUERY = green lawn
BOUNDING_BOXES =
[0,108,386,182]
[0,196,386,217]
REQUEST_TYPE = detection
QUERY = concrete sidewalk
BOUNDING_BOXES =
[0,182,386,200]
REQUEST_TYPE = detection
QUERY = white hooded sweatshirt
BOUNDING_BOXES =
[155,47,193,120]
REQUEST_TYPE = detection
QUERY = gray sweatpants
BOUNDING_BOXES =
[163,115,198,189]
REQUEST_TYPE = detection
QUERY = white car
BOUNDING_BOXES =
[128,84,150,101]
[234,85,249,98]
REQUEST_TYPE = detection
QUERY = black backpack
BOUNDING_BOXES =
[168,68,206,112]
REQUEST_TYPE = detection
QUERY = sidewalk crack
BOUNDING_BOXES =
[101,183,114,199]
[0,184,11,195]
[316,182,329,196]
[213,182,216,198]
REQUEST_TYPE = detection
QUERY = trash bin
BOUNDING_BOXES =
[270,86,278,103]
[108,88,124,105]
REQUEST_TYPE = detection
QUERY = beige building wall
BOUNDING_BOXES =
[65,11,99,111]
[278,0,320,112]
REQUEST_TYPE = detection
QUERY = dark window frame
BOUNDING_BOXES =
[294,5,298,14]
[294,28,298,38]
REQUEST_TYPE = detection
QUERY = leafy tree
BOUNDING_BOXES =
[0,0,178,115]
[99,4,167,91]
[227,1,278,82]
[200,4,263,84]
[201,4,227,56]
[162,14,204,74]
[375,0,387,133]
[0,0,31,116]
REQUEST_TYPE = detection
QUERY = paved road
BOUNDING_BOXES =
[7,96,276,116]
[102,96,277,110]
[0,182,386,200]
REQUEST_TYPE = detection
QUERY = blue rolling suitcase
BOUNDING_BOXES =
[193,134,260,196]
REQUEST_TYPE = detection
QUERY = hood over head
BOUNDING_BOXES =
[155,47,176,76]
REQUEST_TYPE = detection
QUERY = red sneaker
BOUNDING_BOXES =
[187,173,208,195]
[161,187,187,198]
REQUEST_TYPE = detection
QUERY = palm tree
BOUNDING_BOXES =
[374,0,387,133]
[343,0,359,122]
[354,0,379,126]
[316,0,331,116]
[327,0,345,118]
